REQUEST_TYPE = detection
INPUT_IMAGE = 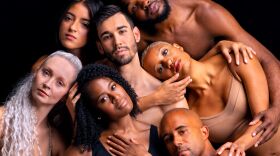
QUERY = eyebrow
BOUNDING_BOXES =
[100,25,128,38]
[175,125,188,131]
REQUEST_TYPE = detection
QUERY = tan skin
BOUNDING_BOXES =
[0,56,78,155]
[143,41,280,155]
[160,109,230,156]
[96,12,189,126]
[119,0,280,145]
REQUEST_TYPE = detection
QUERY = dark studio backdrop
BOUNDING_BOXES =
[0,0,279,102]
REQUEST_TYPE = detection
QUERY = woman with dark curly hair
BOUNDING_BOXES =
[65,64,164,156]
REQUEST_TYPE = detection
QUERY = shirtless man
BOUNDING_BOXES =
[160,108,242,156]
[111,0,280,145]
[93,5,190,126]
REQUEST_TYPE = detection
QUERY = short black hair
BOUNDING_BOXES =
[93,5,134,31]
[74,63,140,149]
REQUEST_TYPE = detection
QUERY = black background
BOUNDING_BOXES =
[1,0,279,102]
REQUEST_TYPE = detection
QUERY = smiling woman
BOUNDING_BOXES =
[0,51,82,156]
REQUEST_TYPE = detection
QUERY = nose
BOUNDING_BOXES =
[162,58,172,69]
[113,34,123,47]
[43,78,53,89]
[69,20,79,32]
[140,0,150,10]
[173,134,183,147]
[111,92,121,105]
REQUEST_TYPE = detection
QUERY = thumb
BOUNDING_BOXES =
[249,113,263,125]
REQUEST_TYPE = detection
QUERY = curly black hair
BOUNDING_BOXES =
[74,63,141,149]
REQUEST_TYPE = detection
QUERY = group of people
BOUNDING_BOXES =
[1,0,279,156]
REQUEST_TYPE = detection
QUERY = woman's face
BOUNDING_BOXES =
[86,77,133,120]
[142,42,190,80]
[59,2,90,52]
[31,56,76,106]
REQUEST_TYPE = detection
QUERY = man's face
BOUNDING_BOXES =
[160,110,207,156]
[121,0,170,24]
[97,13,140,66]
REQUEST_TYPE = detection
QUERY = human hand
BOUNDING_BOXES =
[249,107,280,146]
[66,83,81,123]
[216,40,256,65]
[155,74,192,105]
[107,134,151,156]
[217,142,245,156]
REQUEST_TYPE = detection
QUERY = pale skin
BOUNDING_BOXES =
[119,0,280,145]
[0,56,78,156]
[142,41,280,155]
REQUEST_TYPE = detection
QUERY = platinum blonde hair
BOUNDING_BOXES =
[1,50,82,155]
[141,41,169,67]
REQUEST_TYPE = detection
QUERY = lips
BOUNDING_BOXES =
[37,89,49,97]
[174,59,181,73]
[148,1,159,15]
[115,98,128,109]
[65,33,76,40]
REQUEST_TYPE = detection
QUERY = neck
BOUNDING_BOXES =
[32,103,54,128]
[108,115,136,134]
[69,49,81,59]
[201,141,217,156]
[186,59,212,93]
[118,53,160,94]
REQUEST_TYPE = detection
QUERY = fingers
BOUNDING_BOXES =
[164,73,179,84]
[240,48,248,64]
[249,112,264,126]
[112,133,131,145]
[217,142,232,155]
[221,48,232,63]
[232,45,240,65]
[107,137,126,154]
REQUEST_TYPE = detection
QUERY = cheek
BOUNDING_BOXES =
[52,88,68,102]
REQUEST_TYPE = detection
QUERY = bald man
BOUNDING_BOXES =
[160,108,241,156]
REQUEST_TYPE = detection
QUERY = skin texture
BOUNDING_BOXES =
[31,56,76,106]
[160,109,216,156]
[59,1,90,56]
[143,41,280,155]
[117,0,280,145]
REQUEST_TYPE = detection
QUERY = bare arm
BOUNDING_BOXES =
[199,1,280,144]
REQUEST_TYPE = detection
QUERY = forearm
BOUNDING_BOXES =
[137,92,160,112]
[260,57,280,108]
[234,121,262,150]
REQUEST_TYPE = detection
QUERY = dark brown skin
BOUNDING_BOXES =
[118,0,280,145]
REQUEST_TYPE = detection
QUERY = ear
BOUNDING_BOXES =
[172,43,184,51]
[96,41,104,55]
[200,126,209,140]
[132,26,141,43]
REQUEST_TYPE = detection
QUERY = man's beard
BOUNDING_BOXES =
[136,0,171,26]
[104,43,137,66]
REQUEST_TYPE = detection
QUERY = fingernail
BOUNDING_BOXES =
[254,143,258,147]
[245,59,248,64]
[108,136,112,139]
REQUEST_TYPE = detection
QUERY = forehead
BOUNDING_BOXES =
[42,56,76,82]
[97,13,131,33]
[162,112,191,130]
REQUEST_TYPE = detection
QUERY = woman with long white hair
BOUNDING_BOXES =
[0,50,82,156]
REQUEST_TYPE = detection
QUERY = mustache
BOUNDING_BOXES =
[113,46,130,53]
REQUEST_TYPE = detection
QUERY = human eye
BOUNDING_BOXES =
[82,20,90,28]
[101,34,111,41]
[63,14,73,21]
[162,49,168,56]
[98,95,109,104]
[119,29,127,34]
[131,5,138,14]
[163,135,173,143]
[42,68,50,76]
[111,84,116,91]
[56,80,65,87]
[157,65,163,74]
